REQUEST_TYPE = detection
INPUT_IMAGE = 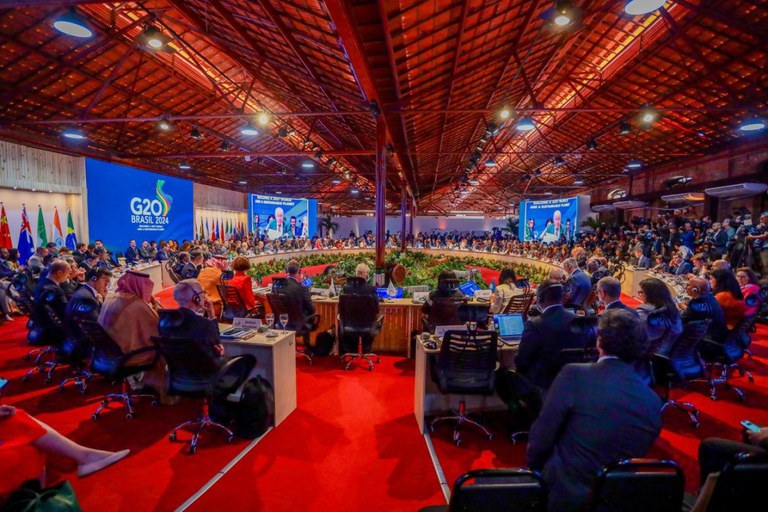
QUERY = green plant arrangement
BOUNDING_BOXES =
[246,250,550,293]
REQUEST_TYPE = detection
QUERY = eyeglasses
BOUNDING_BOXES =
[736,274,748,279]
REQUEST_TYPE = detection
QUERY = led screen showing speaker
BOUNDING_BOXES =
[248,193,317,239]
[85,159,194,254]
[519,196,579,243]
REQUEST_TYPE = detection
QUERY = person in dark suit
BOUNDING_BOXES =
[681,277,728,342]
[273,259,315,319]
[596,276,638,317]
[124,240,139,265]
[527,309,662,512]
[31,260,70,343]
[634,248,652,269]
[180,251,203,280]
[159,279,224,364]
[563,258,592,307]
[514,280,580,392]
[340,264,380,353]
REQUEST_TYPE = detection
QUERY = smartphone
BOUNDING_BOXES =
[741,420,761,432]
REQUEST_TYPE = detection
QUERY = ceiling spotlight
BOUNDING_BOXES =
[179,162,191,170]
[303,137,313,147]
[315,150,323,159]
[189,127,204,140]
[553,0,575,26]
[52,8,93,38]
[738,116,767,133]
[624,0,667,16]
[135,25,175,53]
[627,159,643,169]
[240,123,259,136]
[277,127,288,137]
[619,118,632,135]
[638,103,659,124]
[301,161,315,169]
[553,156,566,167]
[469,178,479,185]
[544,191,554,195]
[238,180,247,185]
[61,127,86,140]
[574,179,585,185]
[156,117,172,131]
[533,169,542,177]
[515,116,535,131]
[256,112,271,127]
[485,158,497,167]
[498,108,512,121]
[331,178,341,185]
[219,141,232,152]
[275,190,283,195]
[587,137,598,151]
[351,188,359,194]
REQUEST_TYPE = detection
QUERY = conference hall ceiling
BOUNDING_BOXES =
[0,1,766,215]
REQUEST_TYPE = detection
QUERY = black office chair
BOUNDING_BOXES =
[22,290,68,384]
[651,320,709,428]
[165,260,181,284]
[637,308,675,387]
[338,291,383,371]
[423,297,468,334]
[502,293,535,318]
[10,270,35,317]
[152,333,256,454]
[42,302,93,393]
[267,292,320,365]
[447,468,546,512]
[216,284,263,324]
[430,329,498,445]
[586,459,685,512]
[690,452,768,511]
[698,316,754,402]
[76,318,160,420]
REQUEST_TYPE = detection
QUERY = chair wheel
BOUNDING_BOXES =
[58,386,65,393]
[151,400,159,407]
[169,433,177,442]
[710,396,718,401]
[369,366,374,372]
[125,413,134,420]
[21,376,29,383]
[92,413,99,420]
[454,439,461,446]
[227,435,234,443]
[189,445,197,455]
[488,433,493,441]
[748,376,755,383]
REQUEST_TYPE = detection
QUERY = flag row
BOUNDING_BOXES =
[0,204,78,264]
[195,217,247,242]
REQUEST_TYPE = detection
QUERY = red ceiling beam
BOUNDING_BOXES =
[124,149,376,159]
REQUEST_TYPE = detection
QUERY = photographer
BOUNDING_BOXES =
[746,211,768,274]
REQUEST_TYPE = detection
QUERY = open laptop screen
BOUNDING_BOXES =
[493,313,525,338]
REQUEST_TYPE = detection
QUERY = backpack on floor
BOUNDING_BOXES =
[233,376,274,439]
[312,325,336,356]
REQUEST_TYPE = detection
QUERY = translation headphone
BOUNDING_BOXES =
[691,286,699,294]
[193,292,202,304]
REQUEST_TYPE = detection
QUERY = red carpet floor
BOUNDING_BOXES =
[429,295,768,495]
[0,311,443,511]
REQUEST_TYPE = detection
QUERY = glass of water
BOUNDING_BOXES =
[279,313,289,333]
[265,313,274,333]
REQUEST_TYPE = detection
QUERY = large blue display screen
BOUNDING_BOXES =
[86,159,194,253]
[248,194,317,239]
[519,196,579,243]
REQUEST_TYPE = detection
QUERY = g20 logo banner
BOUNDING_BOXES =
[86,159,193,254]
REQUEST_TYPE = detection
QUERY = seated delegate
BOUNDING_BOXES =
[709,268,746,329]
[422,270,465,316]
[636,277,683,355]
[489,268,525,314]
[680,277,727,342]
[228,256,259,310]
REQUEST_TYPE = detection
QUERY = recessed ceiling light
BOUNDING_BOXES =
[624,0,667,16]
[331,178,341,185]
[351,188,359,194]
[52,8,93,38]
[62,128,86,140]
[515,116,535,131]
[238,180,247,185]
[498,108,512,120]
[627,160,643,169]
[301,161,315,169]
[179,162,191,170]
[574,179,585,185]
[240,123,259,136]
[156,118,172,131]
[738,116,766,132]
[638,103,659,124]
[256,112,271,126]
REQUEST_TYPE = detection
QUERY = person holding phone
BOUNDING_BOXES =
[698,422,768,484]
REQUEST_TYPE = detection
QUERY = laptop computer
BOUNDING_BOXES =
[493,313,525,343]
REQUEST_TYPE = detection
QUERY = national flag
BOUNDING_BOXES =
[209,218,215,242]
[65,208,78,250]
[36,205,48,246]
[17,205,34,265]
[219,219,224,241]
[199,218,205,241]
[52,207,65,248]
[0,204,12,249]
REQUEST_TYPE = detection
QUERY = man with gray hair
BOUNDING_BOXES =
[159,279,224,362]
[563,257,591,306]
[341,263,379,301]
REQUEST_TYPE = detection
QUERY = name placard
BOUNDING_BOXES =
[412,291,430,302]
[474,289,492,300]
[233,317,262,329]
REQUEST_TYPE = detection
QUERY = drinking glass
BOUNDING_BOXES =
[279,313,289,333]
[265,313,274,333]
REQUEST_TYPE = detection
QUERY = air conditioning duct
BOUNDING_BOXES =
[613,200,647,209]
[704,182,768,199]
[591,204,616,212]
[661,192,705,204]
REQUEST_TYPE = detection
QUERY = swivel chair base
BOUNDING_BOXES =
[704,363,749,402]
[341,352,380,372]
[661,399,700,428]
[24,346,52,365]
[58,369,93,394]
[297,346,313,365]
[92,380,158,420]
[22,360,61,384]
[510,431,528,444]
[430,399,493,446]
[169,400,235,454]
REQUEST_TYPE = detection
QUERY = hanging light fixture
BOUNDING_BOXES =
[485,158,497,167]
[738,116,766,133]
[301,161,315,169]
[587,138,598,150]
[619,118,632,135]
[543,0,582,30]
[135,25,175,53]
[553,156,566,167]
[179,162,191,170]
[256,112,271,127]
[574,178,585,185]
[624,0,667,16]
[498,107,512,121]
[52,8,93,38]
[189,127,204,140]
[638,103,659,125]
[61,127,86,140]
[156,117,172,131]
[516,116,536,131]
[627,159,643,169]
[240,123,259,136]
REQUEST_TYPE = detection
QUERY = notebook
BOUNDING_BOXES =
[493,313,525,343]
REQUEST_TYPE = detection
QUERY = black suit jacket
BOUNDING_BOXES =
[275,277,315,318]
[636,255,652,269]
[605,301,639,318]
[527,359,662,511]
[65,285,101,337]
[341,281,379,301]
[180,262,201,279]
[158,307,223,365]
[682,293,728,342]
[515,305,580,390]
[32,277,68,336]
[125,246,139,264]
[566,269,592,306]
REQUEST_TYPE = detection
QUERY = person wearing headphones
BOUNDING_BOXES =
[680,277,728,343]
[65,267,111,339]
[160,279,225,364]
